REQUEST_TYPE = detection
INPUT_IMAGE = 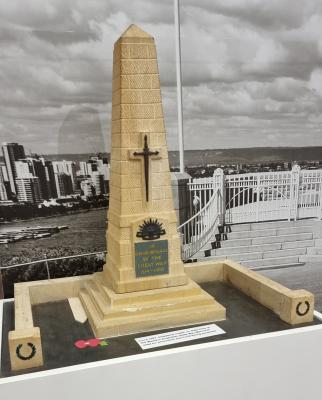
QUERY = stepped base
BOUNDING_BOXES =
[79,273,226,338]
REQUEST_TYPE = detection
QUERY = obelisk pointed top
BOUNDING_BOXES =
[120,24,152,38]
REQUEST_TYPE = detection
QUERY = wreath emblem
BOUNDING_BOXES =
[16,343,36,361]
[136,218,166,240]
[296,301,310,317]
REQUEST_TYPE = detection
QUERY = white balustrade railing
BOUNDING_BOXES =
[179,166,322,260]
[225,170,293,223]
[178,169,224,260]
[178,191,220,260]
[224,166,322,223]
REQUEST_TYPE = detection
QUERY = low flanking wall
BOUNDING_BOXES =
[12,275,91,337]
[184,260,224,283]
[185,259,314,325]
[9,276,91,371]
[14,285,33,331]
[28,275,91,305]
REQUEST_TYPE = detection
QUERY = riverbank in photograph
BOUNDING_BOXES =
[0,208,107,266]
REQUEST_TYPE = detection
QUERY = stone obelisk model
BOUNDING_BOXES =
[80,25,225,338]
[105,24,188,293]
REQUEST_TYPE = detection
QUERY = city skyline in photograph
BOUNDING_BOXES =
[0,0,322,154]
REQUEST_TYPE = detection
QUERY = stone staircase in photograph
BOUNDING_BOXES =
[304,238,322,262]
[196,219,322,271]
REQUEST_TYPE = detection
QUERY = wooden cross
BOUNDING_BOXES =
[131,135,161,202]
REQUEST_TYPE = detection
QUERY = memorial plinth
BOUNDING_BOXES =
[78,24,226,337]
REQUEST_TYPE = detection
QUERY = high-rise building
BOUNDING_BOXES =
[15,177,42,203]
[80,179,95,197]
[1,142,25,195]
[0,165,8,201]
[91,171,105,195]
[79,161,92,177]
[52,160,76,191]
[15,160,33,178]
[0,163,10,199]
[27,157,49,199]
[54,173,73,198]
[45,161,58,199]
[15,157,52,202]
[78,155,110,196]
[0,164,8,181]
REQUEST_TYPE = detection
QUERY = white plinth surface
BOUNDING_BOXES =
[1,321,322,400]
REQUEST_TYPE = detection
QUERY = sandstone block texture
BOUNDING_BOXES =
[105,24,188,293]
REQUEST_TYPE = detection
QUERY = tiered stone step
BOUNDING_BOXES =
[79,272,226,338]
[198,219,318,269]
[226,226,314,240]
[300,238,322,262]
[209,248,306,262]
[307,247,322,255]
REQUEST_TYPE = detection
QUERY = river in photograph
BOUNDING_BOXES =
[0,208,107,265]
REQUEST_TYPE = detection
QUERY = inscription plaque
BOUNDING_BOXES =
[135,240,169,277]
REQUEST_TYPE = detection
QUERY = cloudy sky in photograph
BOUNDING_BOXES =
[0,0,322,154]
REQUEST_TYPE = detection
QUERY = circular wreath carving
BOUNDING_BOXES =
[16,343,36,361]
[296,301,310,317]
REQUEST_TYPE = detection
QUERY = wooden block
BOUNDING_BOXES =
[9,327,43,371]
[68,297,88,323]
[280,289,314,325]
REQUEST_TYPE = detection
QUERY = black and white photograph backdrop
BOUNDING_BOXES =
[1,0,322,302]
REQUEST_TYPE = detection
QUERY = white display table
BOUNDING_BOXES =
[1,297,322,400]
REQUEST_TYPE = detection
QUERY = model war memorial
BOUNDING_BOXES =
[0,25,317,375]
